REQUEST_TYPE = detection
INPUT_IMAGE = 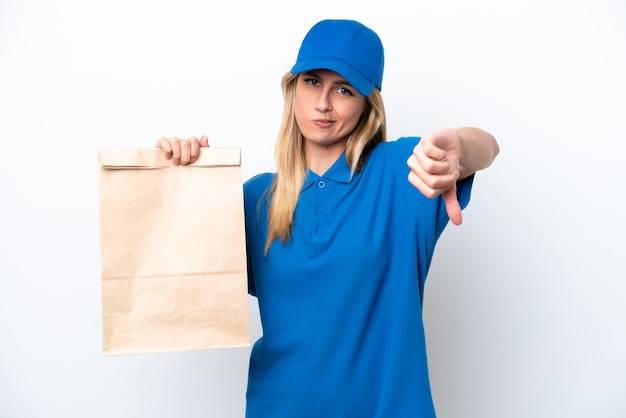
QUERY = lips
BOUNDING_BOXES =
[313,119,334,128]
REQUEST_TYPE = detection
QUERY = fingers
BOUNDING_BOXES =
[407,167,457,199]
[407,146,459,198]
[419,132,448,162]
[443,186,463,225]
[178,137,198,165]
[189,135,211,162]
[155,136,210,165]
[156,137,174,159]
[407,140,463,225]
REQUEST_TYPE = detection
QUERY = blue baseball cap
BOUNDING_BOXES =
[290,19,384,96]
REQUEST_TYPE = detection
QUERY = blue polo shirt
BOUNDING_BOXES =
[243,136,473,418]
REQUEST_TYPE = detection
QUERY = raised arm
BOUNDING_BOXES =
[456,126,500,180]
[407,127,499,225]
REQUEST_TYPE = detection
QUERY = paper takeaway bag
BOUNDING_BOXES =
[98,147,250,356]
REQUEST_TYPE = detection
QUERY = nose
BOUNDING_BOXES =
[315,89,332,112]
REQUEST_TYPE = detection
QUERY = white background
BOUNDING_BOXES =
[1,0,624,417]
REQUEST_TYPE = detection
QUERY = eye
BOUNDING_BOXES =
[337,86,355,96]
[303,77,320,87]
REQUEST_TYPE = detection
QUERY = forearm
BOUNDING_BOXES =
[457,127,499,179]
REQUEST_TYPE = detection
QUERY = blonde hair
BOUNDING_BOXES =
[264,72,387,254]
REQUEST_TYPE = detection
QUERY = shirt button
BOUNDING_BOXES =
[316,207,325,214]
[317,180,326,189]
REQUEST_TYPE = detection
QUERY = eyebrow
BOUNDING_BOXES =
[303,70,353,87]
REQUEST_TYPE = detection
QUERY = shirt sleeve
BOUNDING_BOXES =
[384,137,474,237]
[242,173,274,298]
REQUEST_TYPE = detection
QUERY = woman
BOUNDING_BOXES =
[158,19,499,418]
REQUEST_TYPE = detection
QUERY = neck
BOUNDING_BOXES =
[305,141,346,175]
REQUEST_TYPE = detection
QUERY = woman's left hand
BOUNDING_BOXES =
[407,128,463,225]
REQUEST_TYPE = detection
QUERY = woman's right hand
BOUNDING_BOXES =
[155,135,209,165]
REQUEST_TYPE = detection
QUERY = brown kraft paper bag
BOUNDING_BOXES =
[98,147,250,356]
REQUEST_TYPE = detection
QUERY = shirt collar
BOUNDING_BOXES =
[302,152,354,190]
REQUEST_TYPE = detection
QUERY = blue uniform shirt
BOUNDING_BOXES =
[243,137,473,418]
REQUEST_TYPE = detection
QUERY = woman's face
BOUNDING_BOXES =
[294,69,367,153]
